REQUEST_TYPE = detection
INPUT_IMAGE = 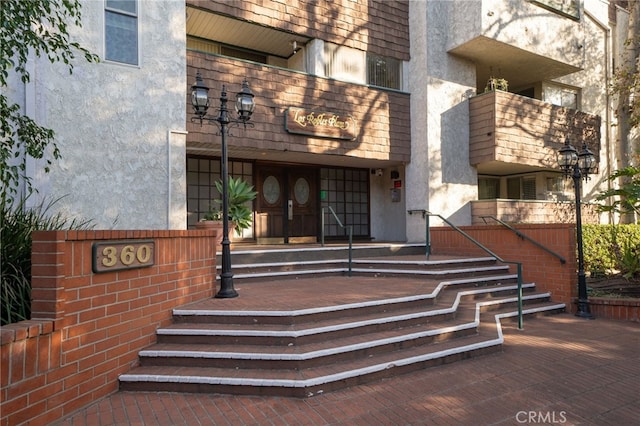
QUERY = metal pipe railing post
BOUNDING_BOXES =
[517,263,523,330]
[321,207,325,246]
[348,225,352,276]
[425,213,431,259]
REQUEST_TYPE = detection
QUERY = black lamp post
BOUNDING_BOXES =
[557,138,597,318]
[190,71,255,298]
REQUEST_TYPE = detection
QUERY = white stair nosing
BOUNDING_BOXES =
[223,266,507,278]
[164,283,536,338]
[174,274,521,317]
[225,257,498,270]
[120,337,504,391]
[222,243,426,256]
[121,302,566,393]
[142,322,478,361]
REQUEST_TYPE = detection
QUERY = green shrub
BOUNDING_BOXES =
[1,197,92,325]
[583,224,640,278]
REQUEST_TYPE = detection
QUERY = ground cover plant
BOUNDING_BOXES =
[1,197,92,325]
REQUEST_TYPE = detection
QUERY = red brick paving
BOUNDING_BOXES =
[54,314,639,425]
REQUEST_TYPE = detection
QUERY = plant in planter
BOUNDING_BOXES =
[199,176,257,237]
[484,76,509,92]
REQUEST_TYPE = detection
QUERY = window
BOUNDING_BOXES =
[478,177,500,199]
[105,0,138,65]
[186,156,254,230]
[320,168,369,238]
[507,177,537,200]
[543,83,579,109]
[546,176,564,193]
[220,46,267,64]
[367,54,401,90]
[522,177,536,200]
[324,43,365,83]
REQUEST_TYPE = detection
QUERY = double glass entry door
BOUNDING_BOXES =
[255,166,318,243]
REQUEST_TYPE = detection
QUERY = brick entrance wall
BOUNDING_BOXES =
[428,224,577,308]
[1,230,217,426]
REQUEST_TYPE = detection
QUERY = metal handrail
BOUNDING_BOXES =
[408,209,524,329]
[480,216,566,264]
[321,206,353,276]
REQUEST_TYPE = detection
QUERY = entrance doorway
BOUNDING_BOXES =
[255,166,318,243]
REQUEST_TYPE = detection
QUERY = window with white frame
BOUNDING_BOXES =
[105,0,138,65]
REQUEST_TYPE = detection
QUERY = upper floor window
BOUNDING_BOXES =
[543,83,579,109]
[324,42,403,90]
[187,36,268,65]
[325,44,366,84]
[478,177,500,199]
[105,0,138,65]
[507,176,536,200]
[367,54,402,90]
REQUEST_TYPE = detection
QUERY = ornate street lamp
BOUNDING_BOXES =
[557,137,597,318]
[190,71,255,298]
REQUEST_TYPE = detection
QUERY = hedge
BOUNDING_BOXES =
[583,224,640,278]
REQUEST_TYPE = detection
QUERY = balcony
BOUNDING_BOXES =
[471,199,601,225]
[469,90,601,175]
[446,0,584,89]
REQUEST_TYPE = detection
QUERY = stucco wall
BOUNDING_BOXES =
[406,0,477,239]
[447,0,585,69]
[407,0,622,240]
[22,0,187,229]
[557,3,615,201]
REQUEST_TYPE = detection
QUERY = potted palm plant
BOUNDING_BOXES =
[196,177,258,243]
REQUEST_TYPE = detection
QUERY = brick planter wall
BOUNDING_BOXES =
[587,298,640,322]
[1,230,217,426]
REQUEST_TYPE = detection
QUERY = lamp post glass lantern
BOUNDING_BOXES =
[190,71,255,298]
[557,138,596,319]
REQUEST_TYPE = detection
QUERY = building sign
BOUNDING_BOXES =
[92,240,155,273]
[285,107,357,140]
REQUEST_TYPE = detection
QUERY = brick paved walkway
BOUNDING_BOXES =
[55,314,638,426]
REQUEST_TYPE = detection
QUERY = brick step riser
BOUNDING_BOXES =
[160,290,540,348]
[496,308,565,323]
[226,259,500,272]
[350,261,501,271]
[159,311,457,346]
[477,297,552,314]
[141,327,478,370]
[229,267,507,281]
[120,344,502,398]
[172,297,443,325]
[172,279,522,326]
[221,246,426,264]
